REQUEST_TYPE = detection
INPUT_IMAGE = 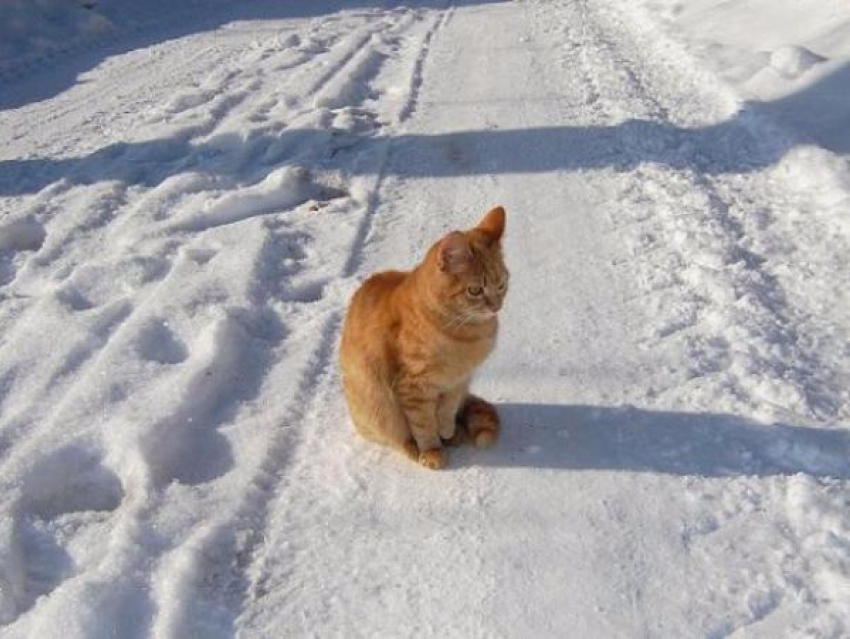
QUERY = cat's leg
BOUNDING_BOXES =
[437,381,469,441]
[397,381,444,470]
[376,398,420,462]
[461,394,499,447]
[344,375,418,461]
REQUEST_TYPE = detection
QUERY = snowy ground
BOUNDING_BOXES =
[1,0,848,637]
[642,0,850,155]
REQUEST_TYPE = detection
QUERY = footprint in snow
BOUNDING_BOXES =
[134,319,189,365]
[0,218,46,253]
[2,444,124,621]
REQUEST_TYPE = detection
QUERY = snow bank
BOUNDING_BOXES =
[643,0,850,153]
[0,0,233,78]
[657,0,850,57]
[0,0,115,76]
[769,45,826,79]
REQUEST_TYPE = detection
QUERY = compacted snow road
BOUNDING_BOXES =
[0,1,848,637]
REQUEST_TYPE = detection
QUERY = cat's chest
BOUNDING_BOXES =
[420,331,495,386]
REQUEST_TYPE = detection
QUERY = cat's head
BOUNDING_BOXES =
[429,206,509,322]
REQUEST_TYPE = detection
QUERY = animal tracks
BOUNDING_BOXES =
[138,308,287,488]
[0,217,47,287]
[0,444,123,623]
[134,319,189,365]
[0,218,46,253]
[0,3,446,634]
[19,445,124,521]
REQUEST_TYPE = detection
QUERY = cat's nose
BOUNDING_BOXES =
[487,297,502,311]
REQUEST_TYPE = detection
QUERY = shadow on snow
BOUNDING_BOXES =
[2,63,849,198]
[454,402,850,479]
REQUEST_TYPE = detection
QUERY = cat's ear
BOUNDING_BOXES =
[476,206,506,245]
[437,231,471,274]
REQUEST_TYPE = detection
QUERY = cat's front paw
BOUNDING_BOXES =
[418,448,446,470]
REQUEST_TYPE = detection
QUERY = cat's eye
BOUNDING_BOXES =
[467,285,484,297]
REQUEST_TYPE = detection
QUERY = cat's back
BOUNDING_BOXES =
[350,270,406,312]
[346,270,406,325]
[341,270,407,360]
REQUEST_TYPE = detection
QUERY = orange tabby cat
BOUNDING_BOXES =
[340,206,508,469]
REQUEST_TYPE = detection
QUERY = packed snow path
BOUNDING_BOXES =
[1,0,848,637]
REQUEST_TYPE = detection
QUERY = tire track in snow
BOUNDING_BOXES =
[137,9,449,636]
[147,310,342,638]
[561,0,840,422]
[0,11,423,630]
[340,8,453,278]
[398,3,453,123]
[3,26,254,163]
[1,217,336,633]
[608,0,847,421]
[588,0,850,631]
[228,10,451,630]
[516,4,665,633]
[558,0,849,632]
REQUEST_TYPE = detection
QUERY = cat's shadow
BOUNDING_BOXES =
[451,402,850,478]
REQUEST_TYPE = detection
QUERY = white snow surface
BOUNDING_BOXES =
[642,0,850,155]
[0,0,239,80]
[1,0,849,637]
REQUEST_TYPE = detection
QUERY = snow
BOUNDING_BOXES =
[0,0,849,637]
[0,0,257,81]
[0,218,45,252]
[642,0,850,154]
[0,1,114,77]
[769,45,826,79]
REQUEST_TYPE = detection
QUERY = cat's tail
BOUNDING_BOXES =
[451,394,500,448]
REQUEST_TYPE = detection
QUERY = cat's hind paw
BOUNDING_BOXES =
[472,428,497,448]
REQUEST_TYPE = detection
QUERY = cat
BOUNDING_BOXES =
[339,206,509,469]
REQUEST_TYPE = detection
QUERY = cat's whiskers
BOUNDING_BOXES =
[448,308,492,329]
[445,310,474,329]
